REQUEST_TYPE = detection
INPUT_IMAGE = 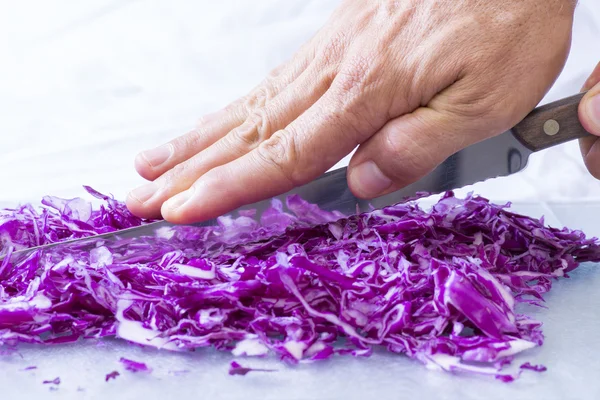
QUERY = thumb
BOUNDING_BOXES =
[579,63,600,136]
[347,107,487,199]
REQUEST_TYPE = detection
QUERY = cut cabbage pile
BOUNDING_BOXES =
[1,187,598,381]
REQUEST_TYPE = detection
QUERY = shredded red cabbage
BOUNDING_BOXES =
[1,187,599,381]
[42,377,60,385]
[105,371,120,382]
[119,357,151,373]
[228,361,276,376]
[520,362,547,372]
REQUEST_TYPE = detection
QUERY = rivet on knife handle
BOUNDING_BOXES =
[512,92,592,152]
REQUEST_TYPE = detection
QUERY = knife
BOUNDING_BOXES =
[1,91,591,262]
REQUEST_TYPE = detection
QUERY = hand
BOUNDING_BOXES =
[579,61,600,178]
[127,0,576,224]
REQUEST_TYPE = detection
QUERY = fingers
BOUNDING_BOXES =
[580,136,600,179]
[133,56,314,182]
[579,61,600,179]
[127,63,335,219]
[579,62,600,135]
[134,105,246,181]
[159,88,372,224]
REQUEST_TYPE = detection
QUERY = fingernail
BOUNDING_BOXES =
[352,161,392,197]
[587,94,600,131]
[129,182,159,204]
[141,144,172,167]
[164,188,194,212]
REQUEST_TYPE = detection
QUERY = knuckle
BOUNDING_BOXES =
[328,55,382,132]
[255,129,302,186]
[230,123,259,148]
[230,108,273,149]
[318,31,347,65]
[246,82,278,109]
[248,108,273,143]
[336,55,372,95]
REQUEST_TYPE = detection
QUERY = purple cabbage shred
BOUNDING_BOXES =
[42,377,60,385]
[0,187,599,381]
[105,371,120,382]
[119,357,151,373]
[520,362,548,372]
[228,361,276,376]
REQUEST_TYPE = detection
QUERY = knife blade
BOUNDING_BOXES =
[1,91,591,262]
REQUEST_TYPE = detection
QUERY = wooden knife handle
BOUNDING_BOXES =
[512,92,592,152]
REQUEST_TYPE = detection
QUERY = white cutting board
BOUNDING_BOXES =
[1,202,599,400]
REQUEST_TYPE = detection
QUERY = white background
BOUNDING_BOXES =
[0,0,599,207]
